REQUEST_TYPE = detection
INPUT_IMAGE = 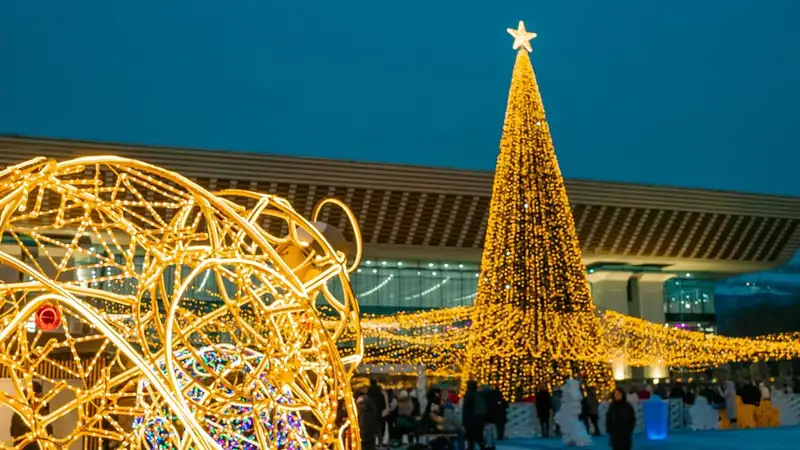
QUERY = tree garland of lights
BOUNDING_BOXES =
[460,21,612,399]
[0,157,363,449]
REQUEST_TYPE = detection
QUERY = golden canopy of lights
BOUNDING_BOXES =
[0,156,364,450]
[358,307,800,377]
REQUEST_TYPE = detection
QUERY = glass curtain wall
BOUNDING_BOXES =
[663,278,716,315]
[73,247,719,323]
[327,260,480,312]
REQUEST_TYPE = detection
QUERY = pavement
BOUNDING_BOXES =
[497,426,800,449]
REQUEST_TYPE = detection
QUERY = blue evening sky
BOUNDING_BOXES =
[1,1,799,196]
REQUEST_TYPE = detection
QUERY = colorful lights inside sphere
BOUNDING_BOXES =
[136,344,311,450]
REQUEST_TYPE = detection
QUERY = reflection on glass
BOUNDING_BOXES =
[664,279,716,315]
[330,264,480,310]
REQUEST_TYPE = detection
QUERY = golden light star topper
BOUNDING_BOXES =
[507,20,537,52]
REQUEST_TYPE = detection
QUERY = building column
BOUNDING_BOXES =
[630,273,675,380]
[0,263,18,283]
[586,271,633,315]
[611,357,632,381]
[587,271,635,380]
[630,273,673,324]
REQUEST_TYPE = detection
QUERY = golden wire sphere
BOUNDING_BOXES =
[0,157,363,450]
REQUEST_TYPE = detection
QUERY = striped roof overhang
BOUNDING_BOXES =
[2,135,799,274]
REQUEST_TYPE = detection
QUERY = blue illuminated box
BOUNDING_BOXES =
[642,395,669,440]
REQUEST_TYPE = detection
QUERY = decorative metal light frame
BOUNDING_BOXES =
[0,156,363,450]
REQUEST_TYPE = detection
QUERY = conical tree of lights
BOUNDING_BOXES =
[463,21,612,399]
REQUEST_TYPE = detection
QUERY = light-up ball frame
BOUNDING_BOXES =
[0,157,363,450]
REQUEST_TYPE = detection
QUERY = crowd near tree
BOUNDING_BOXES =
[355,379,508,450]
[354,374,800,450]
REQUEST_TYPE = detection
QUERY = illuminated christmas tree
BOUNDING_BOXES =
[463,21,611,398]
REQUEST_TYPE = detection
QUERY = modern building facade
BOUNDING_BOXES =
[3,135,800,330]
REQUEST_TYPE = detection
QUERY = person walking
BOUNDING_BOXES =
[357,392,381,450]
[585,388,601,436]
[551,389,563,437]
[420,388,445,434]
[443,401,466,450]
[367,379,388,445]
[462,381,486,450]
[534,385,552,437]
[478,385,496,450]
[386,389,397,445]
[392,390,416,445]
[487,387,508,441]
[605,388,636,450]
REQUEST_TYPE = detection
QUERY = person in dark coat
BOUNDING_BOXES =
[357,393,381,450]
[386,389,397,444]
[551,389,563,437]
[534,385,552,437]
[461,381,485,450]
[420,388,444,434]
[682,386,697,406]
[409,389,421,418]
[487,387,508,440]
[367,379,387,445]
[585,388,601,437]
[669,382,686,400]
[739,381,761,406]
[700,383,725,409]
[581,387,600,436]
[605,388,636,450]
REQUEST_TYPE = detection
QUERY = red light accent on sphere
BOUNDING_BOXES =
[35,304,61,332]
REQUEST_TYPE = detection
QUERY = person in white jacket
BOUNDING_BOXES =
[759,382,771,401]
[626,388,640,406]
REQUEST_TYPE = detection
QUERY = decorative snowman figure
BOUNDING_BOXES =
[554,379,593,447]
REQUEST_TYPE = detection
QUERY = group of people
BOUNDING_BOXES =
[355,379,638,450]
[532,384,603,438]
[355,376,791,450]
[529,383,635,450]
[621,378,777,428]
[356,379,508,450]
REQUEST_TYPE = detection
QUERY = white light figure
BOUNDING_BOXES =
[554,379,593,447]
[687,395,719,431]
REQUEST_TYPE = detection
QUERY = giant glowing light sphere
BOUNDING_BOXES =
[0,156,363,450]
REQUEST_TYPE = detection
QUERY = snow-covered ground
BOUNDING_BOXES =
[498,426,800,449]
